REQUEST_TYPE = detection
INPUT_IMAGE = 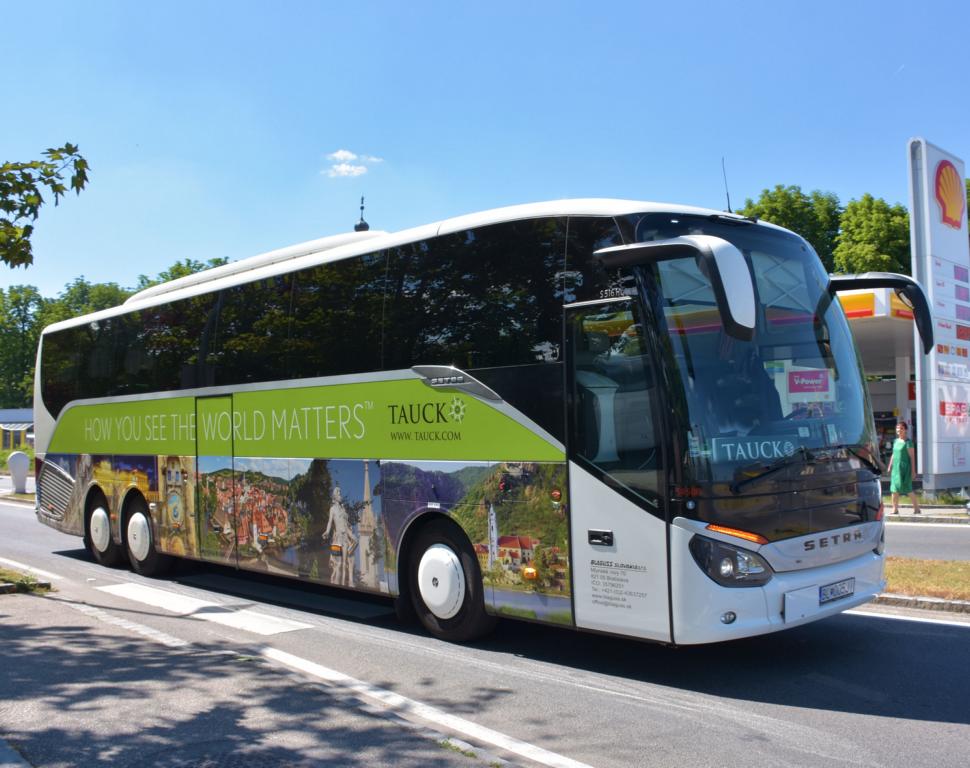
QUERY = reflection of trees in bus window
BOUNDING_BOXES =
[212,276,293,385]
[563,216,625,304]
[41,324,91,416]
[383,219,565,371]
[288,253,386,380]
[125,293,220,392]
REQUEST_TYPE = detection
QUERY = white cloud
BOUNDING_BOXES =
[322,148,383,179]
[327,163,368,178]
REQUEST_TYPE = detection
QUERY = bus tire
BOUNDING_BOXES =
[86,495,125,567]
[407,519,495,643]
[125,498,172,577]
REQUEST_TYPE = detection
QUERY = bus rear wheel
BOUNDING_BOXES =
[125,499,172,577]
[407,519,495,642]
[87,499,125,567]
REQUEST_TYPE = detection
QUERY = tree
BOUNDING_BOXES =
[0,144,89,267]
[739,185,842,271]
[35,276,131,329]
[0,286,43,406]
[135,257,228,290]
[832,194,910,274]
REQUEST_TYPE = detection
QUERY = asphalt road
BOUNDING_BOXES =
[2,499,969,768]
[885,521,970,561]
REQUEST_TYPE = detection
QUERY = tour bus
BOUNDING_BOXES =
[33,200,933,644]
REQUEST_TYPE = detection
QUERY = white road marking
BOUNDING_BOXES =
[56,585,593,767]
[846,608,970,628]
[58,598,190,648]
[0,556,64,581]
[97,582,313,636]
[262,646,596,768]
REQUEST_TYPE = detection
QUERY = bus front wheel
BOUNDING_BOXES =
[407,519,495,642]
[87,499,125,567]
[125,499,172,577]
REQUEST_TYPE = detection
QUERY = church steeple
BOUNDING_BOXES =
[354,196,370,232]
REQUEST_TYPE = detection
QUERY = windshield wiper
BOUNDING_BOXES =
[822,444,883,477]
[729,446,815,495]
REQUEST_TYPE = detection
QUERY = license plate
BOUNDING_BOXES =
[819,577,855,605]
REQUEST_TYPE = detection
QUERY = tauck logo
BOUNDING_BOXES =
[387,396,469,426]
[447,396,466,423]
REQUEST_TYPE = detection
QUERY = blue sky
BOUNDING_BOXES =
[3,0,969,298]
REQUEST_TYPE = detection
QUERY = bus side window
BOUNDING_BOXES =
[382,218,567,440]
[288,254,385,380]
[213,275,294,385]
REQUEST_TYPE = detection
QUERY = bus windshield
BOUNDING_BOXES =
[631,213,876,489]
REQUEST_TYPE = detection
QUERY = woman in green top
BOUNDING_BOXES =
[887,422,920,515]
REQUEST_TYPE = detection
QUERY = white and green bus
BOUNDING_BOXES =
[33,200,933,644]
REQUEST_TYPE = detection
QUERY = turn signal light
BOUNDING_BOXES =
[705,524,769,546]
[876,503,884,522]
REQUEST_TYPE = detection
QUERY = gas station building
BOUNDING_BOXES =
[841,288,922,465]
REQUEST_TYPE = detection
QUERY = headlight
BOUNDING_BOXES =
[689,534,773,587]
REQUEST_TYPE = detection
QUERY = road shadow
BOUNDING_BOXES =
[0,592,476,768]
[479,609,969,727]
[52,547,969,728]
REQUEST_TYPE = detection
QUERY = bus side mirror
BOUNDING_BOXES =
[828,272,934,354]
[594,235,756,341]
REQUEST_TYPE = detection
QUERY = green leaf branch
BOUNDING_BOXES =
[1,143,90,268]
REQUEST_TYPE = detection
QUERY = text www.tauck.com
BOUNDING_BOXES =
[390,430,462,441]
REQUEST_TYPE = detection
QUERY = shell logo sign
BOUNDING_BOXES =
[934,159,965,229]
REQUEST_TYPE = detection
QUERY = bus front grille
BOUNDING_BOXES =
[37,460,75,521]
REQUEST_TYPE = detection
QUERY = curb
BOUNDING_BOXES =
[873,593,970,614]
[0,582,51,594]
[884,515,970,524]
[0,495,33,507]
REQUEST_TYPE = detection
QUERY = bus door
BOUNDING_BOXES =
[565,299,672,642]
[195,395,238,567]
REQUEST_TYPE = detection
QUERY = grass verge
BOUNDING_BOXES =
[885,557,970,601]
[881,491,969,506]
[2,445,35,473]
[437,740,477,759]
[0,567,51,594]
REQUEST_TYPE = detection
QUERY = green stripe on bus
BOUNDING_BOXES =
[48,379,564,462]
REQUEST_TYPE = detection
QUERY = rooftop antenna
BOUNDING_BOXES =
[354,196,370,232]
[721,157,733,213]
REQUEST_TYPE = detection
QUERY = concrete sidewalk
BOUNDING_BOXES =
[0,592,497,768]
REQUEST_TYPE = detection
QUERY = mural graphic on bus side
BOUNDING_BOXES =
[191,456,572,620]
[46,452,571,624]
[197,457,388,588]
[380,460,572,625]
